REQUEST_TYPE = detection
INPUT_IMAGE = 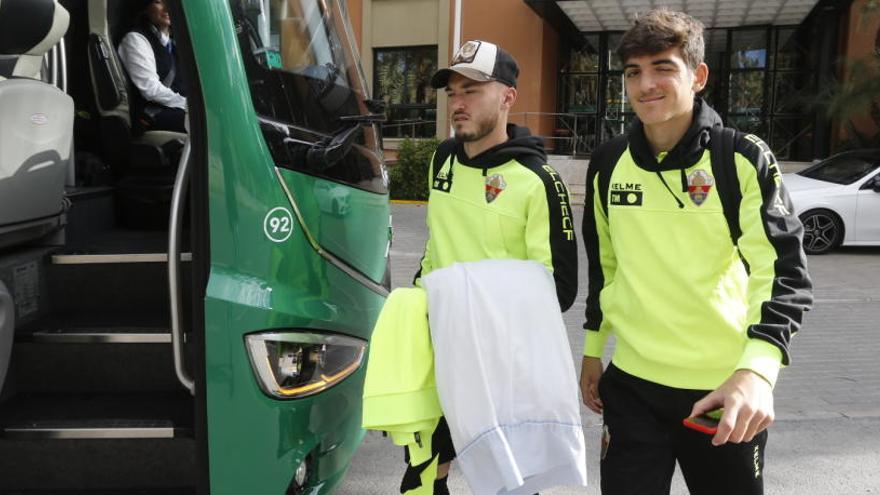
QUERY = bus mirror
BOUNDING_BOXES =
[241,0,263,15]
[305,124,362,171]
[365,98,386,114]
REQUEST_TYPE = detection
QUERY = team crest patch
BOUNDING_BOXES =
[485,173,506,203]
[453,41,480,65]
[687,169,714,206]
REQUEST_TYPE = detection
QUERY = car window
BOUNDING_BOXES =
[798,155,880,185]
[862,171,880,190]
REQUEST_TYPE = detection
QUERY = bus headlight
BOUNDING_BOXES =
[245,332,366,399]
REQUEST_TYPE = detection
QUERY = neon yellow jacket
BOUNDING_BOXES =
[582,100,813,389]
[362,287,440,467]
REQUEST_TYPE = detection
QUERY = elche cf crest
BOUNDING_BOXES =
[485,173,506,203]
[687,169,714,206]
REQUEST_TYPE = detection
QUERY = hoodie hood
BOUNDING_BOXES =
[454,124,547,173]
[627,97,722,172]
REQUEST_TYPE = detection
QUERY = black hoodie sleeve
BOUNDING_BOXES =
[733,134,813,378]
[580,136,630,357]
[520,158,578,312]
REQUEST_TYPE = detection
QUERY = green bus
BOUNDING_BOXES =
[0,0,390,493]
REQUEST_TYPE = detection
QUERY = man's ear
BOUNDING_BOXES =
[693,63,709,92]
[502,86,517,109]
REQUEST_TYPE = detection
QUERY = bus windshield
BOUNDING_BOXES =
[234,0,370,128]
[230,0,387,193]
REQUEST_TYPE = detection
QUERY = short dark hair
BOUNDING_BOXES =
[131,0,161,30]
[616,8,705,70]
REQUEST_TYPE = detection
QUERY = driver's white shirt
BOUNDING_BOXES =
[117,29,187,110]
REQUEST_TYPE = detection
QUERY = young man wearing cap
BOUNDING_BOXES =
[579,9,812,494]
[406,40,578,495]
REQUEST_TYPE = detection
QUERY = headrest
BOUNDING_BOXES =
[95,0,148,44]
[0,55,16,80]
[0,0,70,57]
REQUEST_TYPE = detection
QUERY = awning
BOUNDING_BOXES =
[533,0,822,33]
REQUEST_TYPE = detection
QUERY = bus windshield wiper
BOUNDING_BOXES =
[338,113,386,123]
[268,113,384,171]
[304,113,386,169]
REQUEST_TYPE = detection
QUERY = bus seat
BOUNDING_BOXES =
[85,0,185,228]
[0,0,69,80]
[86,0,185,176]
[0,0,73,250]
[0,55,17,78]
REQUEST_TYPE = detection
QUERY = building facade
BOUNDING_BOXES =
[347,0,880,161]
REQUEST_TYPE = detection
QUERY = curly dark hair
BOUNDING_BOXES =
[616,8,705,70]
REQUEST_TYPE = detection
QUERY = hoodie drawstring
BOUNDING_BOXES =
[680,168,688,193]
[656,171,685,209]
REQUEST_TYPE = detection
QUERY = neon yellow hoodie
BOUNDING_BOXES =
[414,125,578,312]
[582,100,813,390]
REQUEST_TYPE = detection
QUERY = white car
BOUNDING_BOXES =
[784,149,880,254]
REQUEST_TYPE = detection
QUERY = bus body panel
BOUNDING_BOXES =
[183,0,387,492]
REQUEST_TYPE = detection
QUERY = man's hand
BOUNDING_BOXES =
[579,356,604,414]
[690,369,774,446]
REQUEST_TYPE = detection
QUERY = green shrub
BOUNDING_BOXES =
[389,138,439,200]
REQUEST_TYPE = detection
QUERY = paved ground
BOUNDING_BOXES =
[338,203,880,494]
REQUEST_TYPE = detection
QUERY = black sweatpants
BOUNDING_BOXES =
[599,363,767,495]
[136,106,187,134]
[401,417,539,494]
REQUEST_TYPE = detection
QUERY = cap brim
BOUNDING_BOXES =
[430,67,495,88]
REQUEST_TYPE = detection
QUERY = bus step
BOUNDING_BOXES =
[22,308,169,329]
[51,253,193,264]
[8,310,186,393]
[15,309,173,344]
[3,419,191,439]
[24,327,171,344]
[0,392,193,438]
[0,436,196,491]
[26,331,173,344]
[0,490,193,495]
[47,262,189,315]
[56,227,189,258]
[0,392,196,490]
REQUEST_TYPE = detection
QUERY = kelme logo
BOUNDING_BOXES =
[610,182,643,206]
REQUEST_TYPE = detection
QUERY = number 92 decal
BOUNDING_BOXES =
[263,207,294,243]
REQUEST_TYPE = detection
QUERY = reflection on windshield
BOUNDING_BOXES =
[799,156,880,185]
[232,0,386,194]
[273,0,346,88]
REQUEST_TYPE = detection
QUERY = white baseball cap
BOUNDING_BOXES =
[431,40,519,88]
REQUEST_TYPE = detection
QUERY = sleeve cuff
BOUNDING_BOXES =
[736,339,784,388]
[583,328,609,357]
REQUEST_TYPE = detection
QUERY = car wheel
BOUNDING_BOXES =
[800,209,843,255]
